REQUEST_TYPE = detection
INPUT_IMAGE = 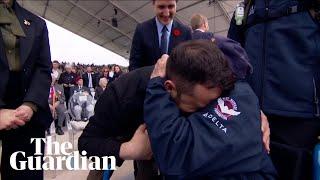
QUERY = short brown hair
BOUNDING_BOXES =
[152,0,178,4]
[190,14,208,30]
[166,40,235,94]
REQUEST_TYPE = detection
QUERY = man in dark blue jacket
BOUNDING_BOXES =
[228,1,320,179]
[79,37,271,179]
[144,40,276,179]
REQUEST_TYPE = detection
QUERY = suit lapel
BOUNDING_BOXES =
[0,30,9,67]
[14,2,35,66]
[168,20,177,55]
[151,18,160,61]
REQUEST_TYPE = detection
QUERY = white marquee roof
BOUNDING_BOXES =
[18,0,239,59]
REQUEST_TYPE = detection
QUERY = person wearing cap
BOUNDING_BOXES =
[79,39,271,179]
[70,76,94,121]
[0,0,52,179]
[128,0,192,71]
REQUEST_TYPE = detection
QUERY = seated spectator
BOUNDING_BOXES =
[70,77,94,121]
[49,77,67,135]
[95,78,108,100]
[100,68,109,80]
[70,76,91,96]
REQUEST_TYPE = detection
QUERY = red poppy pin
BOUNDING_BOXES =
[172,28,181,37]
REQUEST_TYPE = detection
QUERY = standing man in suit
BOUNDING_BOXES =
[51,60,62,80]
[82,66,97,89]
[0,0,52,179]
[129,0,192,71]
[58,64,76,108]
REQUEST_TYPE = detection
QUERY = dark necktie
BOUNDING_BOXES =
[160,25,168,55]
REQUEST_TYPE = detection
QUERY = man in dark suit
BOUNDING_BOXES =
[0,0,52,179]
[82,66,98,89]
[190,13,214,41]
[129,0,192,71]
[58,64,77,108]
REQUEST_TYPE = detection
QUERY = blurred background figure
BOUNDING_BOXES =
[108,65,116,83]
[113,65,123,80]
[100,67,109,80]
[48,77,67,135]
[70,77,94,121]
[95,77,108,100]
[51,60,62,80]
[82,66,98,89]
[190,13,214,41]
[58,64,76,108]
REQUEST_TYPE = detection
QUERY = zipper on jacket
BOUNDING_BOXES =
[314,78,320,118]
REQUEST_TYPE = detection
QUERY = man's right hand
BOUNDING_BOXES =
[119,124,153,160]
[0,109,26,130]
[150,54,169,79]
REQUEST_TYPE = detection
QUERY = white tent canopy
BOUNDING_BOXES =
[18,0,239,61]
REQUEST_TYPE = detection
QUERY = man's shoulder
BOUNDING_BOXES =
[14,2,45,26]
[138,18,155,29]
[110,66,153,96]
[192,31,214,40]
[173,19,191,31]
[113,66,153,86]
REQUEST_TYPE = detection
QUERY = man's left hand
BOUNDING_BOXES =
[260,111,270,153]
[15,105,34,122]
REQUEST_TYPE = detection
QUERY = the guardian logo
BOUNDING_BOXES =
[10,137,116,171]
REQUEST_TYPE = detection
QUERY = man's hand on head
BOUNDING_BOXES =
[150,54,169,79]
[119,123,153,160]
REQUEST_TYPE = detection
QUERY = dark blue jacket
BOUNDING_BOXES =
[144,78,277,179]
[129,18,192,71]
[192,29,214,40]
[228,0,320,118]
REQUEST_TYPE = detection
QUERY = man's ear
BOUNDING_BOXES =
[164,80,178,98]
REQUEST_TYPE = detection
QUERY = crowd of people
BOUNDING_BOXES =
[0,0,319,180]
[49,61,126,135]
